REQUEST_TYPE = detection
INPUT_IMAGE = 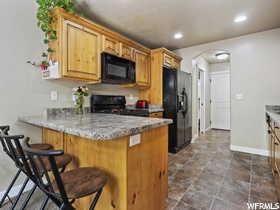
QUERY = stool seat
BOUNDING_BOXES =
[30,143,53,150]
[53,167,107,199]
[34,154,72,171]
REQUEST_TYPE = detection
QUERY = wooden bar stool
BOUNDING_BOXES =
[0,126,51,208]
[0,130,72,210]
[22,138,107,210]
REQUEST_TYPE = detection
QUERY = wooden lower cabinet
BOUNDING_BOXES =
[149,112,163,118]
[42,126,168,210]
[42,128,64,150]
[267,119,280,201]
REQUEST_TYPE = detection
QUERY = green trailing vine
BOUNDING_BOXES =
[28,0,81,69]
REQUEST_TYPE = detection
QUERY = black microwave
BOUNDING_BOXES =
[101,53,136,84]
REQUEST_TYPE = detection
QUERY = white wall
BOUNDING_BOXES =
[0,0,138,192]
[175,28,280,154]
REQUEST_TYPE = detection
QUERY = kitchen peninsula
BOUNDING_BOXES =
[19,109,172,210]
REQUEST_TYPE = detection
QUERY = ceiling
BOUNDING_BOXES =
[201,50,230,64]
[75,0,280,50]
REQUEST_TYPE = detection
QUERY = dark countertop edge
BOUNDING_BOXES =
[18,117,172,140]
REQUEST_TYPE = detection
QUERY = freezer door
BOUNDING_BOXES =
[163,68,178,150]
[163,68,177,119]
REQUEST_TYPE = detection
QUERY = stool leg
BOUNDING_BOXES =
[19,183,37,210]
[10,176,29,210]
[39,196,49,210]
[89,189,103,210]
[0,169,21,207]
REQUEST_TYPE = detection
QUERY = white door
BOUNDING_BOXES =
[210,72,230,130]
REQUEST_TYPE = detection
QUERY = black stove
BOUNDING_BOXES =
[90,95,149,117]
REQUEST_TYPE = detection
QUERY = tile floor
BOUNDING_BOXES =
[167,129,278,210]
[2,129,277,210]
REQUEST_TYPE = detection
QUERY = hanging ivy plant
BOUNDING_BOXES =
[28,0,81,69]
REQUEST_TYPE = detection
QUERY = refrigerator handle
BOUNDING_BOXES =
[177,95,180,111]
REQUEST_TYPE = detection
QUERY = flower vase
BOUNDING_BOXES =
[75,95,84,115]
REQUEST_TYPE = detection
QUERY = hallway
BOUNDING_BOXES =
[168,130,277,210]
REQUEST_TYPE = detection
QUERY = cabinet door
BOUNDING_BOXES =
[135,50,150,86]
[102,35,120,56]
[120,43,134,61]
[163,54,173,68]
[62,20,101,81]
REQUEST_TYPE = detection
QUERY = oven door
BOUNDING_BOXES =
[102,53,135,84]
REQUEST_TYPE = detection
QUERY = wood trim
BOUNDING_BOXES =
[151,47,182,61]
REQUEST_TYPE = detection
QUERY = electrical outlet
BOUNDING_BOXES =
[50,91,58,101]
[129,134,141,147]
[235,93,243,100]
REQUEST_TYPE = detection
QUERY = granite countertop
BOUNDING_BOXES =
[266,105,280,124]
[18,110,172,140]
[126,104,164,113]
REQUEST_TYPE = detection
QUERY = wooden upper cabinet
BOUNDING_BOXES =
[163,54,173,68]
[135,50,150,87]
[102,35,120,56]
[173,59,180,70]
[62,20,101,81]
[163,53,181,69]
[120,43,135,61]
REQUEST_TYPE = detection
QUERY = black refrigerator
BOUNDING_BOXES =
[163,67,192,153]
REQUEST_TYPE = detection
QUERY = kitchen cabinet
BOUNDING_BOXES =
[163,54,173,68]
[266,116,280,201]
[102,35,120,56]
[48,8,150,83]
[163,53,181,70]
[42,128,64,150]
[120,43,135,61]
[62,20,101,81]
[149,112,163,118]
[139,48,182,104]
[42,125,168,210]
[135,50,150,87]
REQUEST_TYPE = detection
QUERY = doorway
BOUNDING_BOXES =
[197,69,205,134]
[210,71,230,130]
[192,49,231,140]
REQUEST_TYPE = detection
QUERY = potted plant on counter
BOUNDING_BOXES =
[73,86,89,114]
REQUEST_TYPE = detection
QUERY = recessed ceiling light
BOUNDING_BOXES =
[216,52,230,60]
[174,32,183,39]
[234,15,247,23]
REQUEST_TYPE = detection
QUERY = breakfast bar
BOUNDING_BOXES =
[19,110,172,210]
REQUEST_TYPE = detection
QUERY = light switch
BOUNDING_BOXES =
[235,93,243,100]
[50,91,58,101]
[129,134,141,147]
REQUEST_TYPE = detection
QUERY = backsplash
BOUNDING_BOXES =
[89,84,139,105]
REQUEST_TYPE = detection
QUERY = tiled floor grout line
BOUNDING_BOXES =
[209,152,233,210]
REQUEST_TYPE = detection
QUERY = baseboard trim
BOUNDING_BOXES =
[205,127,211,132]
[0,181,34,204]
[230,145,269,156]
[191,134,199,143]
